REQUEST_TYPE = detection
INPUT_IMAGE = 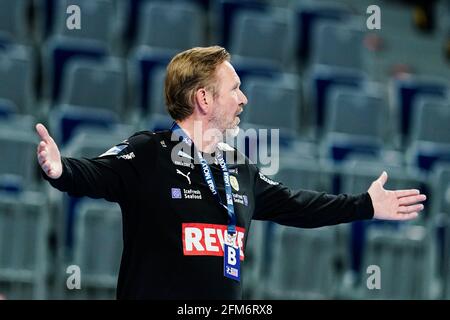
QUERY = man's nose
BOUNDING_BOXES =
[239,90,248,106]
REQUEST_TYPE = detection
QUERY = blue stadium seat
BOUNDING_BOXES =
[306,65,366,132]
[409,143,450,173]
[213,0,267,47]
[49,104,119,146]
[321,134,382,163]
[129,46,172,114]
[295,1,350,62]
[392,76,448,139]
[232,56,281,82]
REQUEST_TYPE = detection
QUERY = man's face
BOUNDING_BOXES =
[209,61,248,136]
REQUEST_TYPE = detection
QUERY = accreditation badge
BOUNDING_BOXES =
[223,231,240,282]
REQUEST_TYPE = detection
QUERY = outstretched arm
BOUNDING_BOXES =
[35,123,143,203]
[368,171,426,220]
[253,168,426,228]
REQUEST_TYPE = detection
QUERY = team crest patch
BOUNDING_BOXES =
[230,176,239,191]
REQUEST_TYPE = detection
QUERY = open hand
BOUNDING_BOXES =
[368,171,426,220]
[36,123,63,179]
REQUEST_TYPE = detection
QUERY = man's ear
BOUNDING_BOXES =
[194,88,212,115]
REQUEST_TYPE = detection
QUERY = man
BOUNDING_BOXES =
[36,46,426,299]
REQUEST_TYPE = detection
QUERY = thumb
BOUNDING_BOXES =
[377,171,388,187]
[35,123,51,142]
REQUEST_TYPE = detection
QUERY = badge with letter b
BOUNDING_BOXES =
[223,231,240,281]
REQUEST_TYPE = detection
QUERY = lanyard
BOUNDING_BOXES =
[171,123,236,234]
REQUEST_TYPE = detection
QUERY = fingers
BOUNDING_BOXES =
[398,204,425,214]
[398,194,427,206]
[376,171,388,187]
[394,212,419,221]
[35,123,51,143]
[37,141,47,164]
[36,141,46,153]
[38,150,47,163]
[41,161,50,173]
[395,189,421,198]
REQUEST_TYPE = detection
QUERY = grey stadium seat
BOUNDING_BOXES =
[263,224,349,299]
[52,0,118,50]
[147,65,169,117]
[242,220,268,299]
[274,156,334,192]
[0,192,49,299]
[0,45,35,115]
[0,0,30,44]
[356,225,437,299]
[146,65,173,130]
[429,164,450,217]
[324,88,387,140]
[0,120,38,192]
[229,9,296,69]
[136,1,205,52]
[68,200,122,299]
[409,97,450,145]
[340,158,422,195]
[60,58,126,117]
[310,21,366,70]
[241,75,301,137]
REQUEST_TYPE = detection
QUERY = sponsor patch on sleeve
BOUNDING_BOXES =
[258,171,279,185]
[99,143,128,157]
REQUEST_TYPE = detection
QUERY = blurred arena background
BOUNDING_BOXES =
[0,0,449,300]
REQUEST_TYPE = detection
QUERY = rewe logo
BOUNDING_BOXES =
[182,223,246,260]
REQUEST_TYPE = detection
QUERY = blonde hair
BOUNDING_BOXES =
[165,46,231,121]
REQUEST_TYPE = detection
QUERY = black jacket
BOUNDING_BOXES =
[44,130,374,299]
